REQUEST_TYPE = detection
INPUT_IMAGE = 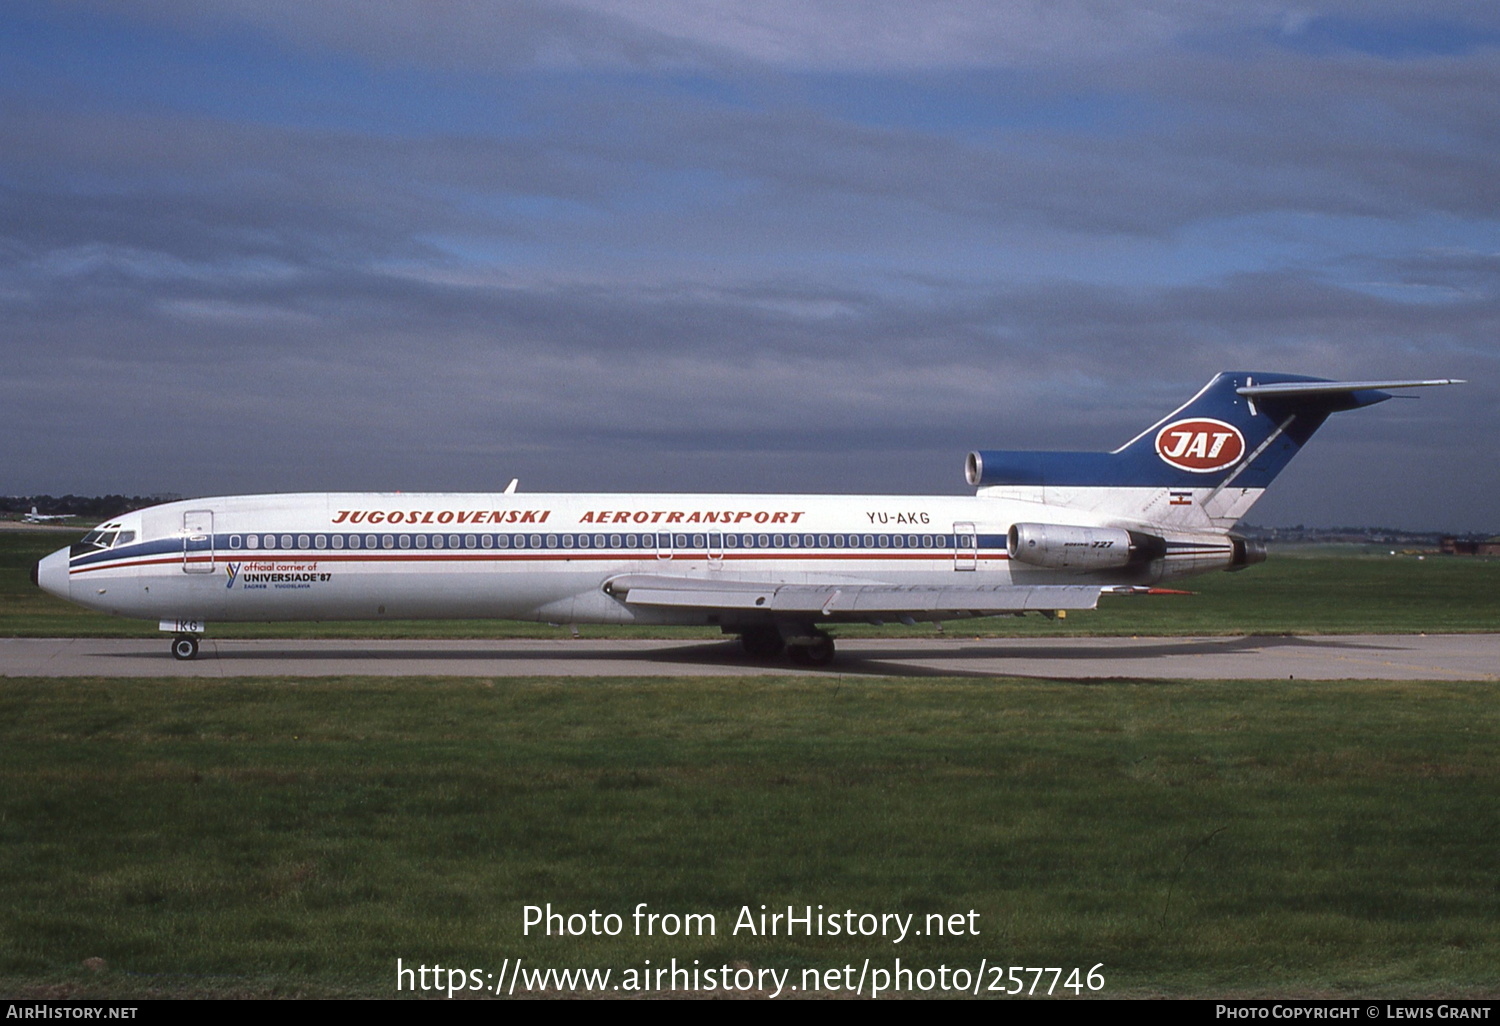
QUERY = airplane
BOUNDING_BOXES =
[24,506,72,524]
[31,372,1460,664]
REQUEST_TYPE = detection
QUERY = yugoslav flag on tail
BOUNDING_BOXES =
[966,372,1463,529]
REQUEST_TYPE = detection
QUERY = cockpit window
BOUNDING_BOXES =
[71,527,124,559]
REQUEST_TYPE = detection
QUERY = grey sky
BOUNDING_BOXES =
[3,1,1496,530]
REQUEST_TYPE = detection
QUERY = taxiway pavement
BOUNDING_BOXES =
[2,634,1496,680]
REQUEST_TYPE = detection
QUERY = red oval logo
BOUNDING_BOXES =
[1155,418,1245,473]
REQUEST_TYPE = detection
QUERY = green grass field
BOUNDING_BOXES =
[5,529,1499,639]
[1,675,1496,999]
[4,529,1497,999]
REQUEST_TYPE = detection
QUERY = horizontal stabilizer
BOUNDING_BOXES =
[1237,378,1463,398]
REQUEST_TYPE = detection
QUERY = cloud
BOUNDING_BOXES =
[2,0,1495,528]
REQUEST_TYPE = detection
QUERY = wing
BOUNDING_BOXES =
[603,573,1106,621]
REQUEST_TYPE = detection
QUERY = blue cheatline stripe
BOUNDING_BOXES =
[70,531,1014,573]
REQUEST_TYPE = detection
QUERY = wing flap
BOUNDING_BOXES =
[606,574,1103,617]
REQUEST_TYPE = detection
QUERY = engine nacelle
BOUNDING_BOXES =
[1007,522,1166,570]
[1229,535,1267,570]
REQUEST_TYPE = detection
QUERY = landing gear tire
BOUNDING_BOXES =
[171,635,200,661]
[787,631,835,667]
[740,627,785,660]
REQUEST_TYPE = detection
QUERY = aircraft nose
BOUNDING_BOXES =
[34,547,71,602]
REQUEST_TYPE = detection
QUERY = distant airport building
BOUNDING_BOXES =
[1440,537,1500,556]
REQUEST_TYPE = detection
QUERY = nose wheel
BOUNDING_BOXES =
[171,635,200,660]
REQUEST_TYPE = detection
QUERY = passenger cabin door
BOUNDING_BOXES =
[182,510,215,573]
[953,521,978,571]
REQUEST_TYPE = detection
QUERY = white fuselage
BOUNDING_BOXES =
[34,490,1238,630]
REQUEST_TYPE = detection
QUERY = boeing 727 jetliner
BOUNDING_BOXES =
[33,373,1459,663]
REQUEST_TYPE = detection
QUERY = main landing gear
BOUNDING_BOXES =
[171,634,200,660]
[738,625,837,667]
[787,631,835,667]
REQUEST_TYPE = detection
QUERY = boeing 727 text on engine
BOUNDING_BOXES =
[32,372,1459,663]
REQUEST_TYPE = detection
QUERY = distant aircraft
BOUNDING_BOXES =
[23,506,71,523]
[32,373,1460,663]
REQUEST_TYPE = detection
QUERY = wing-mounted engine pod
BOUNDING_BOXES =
[1007,523,1167,570]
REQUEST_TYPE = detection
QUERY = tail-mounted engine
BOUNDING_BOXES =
[1007,523,1167,570]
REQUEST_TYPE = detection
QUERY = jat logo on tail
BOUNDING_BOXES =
[1155,418,1246,473]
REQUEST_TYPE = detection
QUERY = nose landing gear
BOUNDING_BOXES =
[171,635,200,660]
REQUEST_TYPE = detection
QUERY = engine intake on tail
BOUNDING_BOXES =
[1007,523,1167,570]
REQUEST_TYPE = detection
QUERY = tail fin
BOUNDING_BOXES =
[967,372,1461,527]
